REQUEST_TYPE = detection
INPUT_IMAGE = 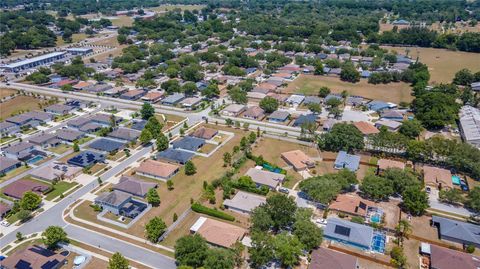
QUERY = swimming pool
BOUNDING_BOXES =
[452,175,461,185]
[370,214,381,223]
[27,155,44,164]
[371,232,386,253]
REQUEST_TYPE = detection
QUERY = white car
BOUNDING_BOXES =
[0,220,10,227]
[315,218,327,225]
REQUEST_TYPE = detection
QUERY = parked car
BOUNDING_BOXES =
[279,187,289,194]
[0,220,10,227]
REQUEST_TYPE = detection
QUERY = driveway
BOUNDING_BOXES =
[428,189,473,217]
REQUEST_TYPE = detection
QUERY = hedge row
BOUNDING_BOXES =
[191,203,235,221]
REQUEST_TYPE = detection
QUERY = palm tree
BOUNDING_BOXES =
[395,219,412,246]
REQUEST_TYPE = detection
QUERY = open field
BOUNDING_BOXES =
[285,74,413,103]
[381,46,480,83]
[0,96,44,120]
[111,16,134,27]
[151,4,206,13]
[379,23,409,33]
[56,33,88,46]
[0,88,17,99]
[430,21,480,34]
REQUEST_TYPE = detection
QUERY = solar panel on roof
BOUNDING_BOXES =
[334,225,351,237]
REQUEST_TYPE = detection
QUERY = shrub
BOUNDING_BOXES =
[467,244,475,253]
[191,203,235,221]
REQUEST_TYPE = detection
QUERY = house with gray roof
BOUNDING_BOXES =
[6,111,53,127]
[245,168,285,189]
[432,215,480,248]
[156,148,195,164]
[28,133,61,148]
[86,83,112,93]
[172,136,205,151]
[334,151,360,172]
[303,96,322,105]
[161,93,185,106]
[2,142,35,159]
[0,122,20,137]
[44,104,75,115]
[89,138,126,153]
[67,117,91,129]
[67,151,105,167]
[55,129,85,142]
[30,162,82,181]
[324,218,374,250]
[223,191,266,214]
[459,105,480,148]
[90,114,122,126]
[108,128,141,142]
[131,120,147,131]
[293,114,317,127]
[286,94,305,106]
[112,176,157,198]
[268,110,290,123]
[95,190,132,215]
[0,156,21,175]
[79,122,103,133]
[222,104,246,117]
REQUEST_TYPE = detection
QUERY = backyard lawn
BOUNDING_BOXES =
[285,75,413,103]
[45,181,78,201]
[48,144,72,154]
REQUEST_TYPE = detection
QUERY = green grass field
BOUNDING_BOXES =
[45,181,78,201]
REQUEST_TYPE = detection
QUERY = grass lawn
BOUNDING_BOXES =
[45,181,78,201]
[0,136,18,144]
[48,144,72,154]
[54,114,75,122]
[155,113,186,131]
[285,74,413,103]
[77,136,94,145]
[0,96,44,121]
[0,165,30,182]
[82,257,109,269]
[56,33,88,46]
[110,16,134,27]
[381,46,480,83]
[107,150,126,161]
[89,163,108,175]
[198,143,217,154]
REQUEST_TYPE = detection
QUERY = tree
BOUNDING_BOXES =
[439,188,465,205]
[139,129,153,145]
[20,191,42,211]
[228,87,248,104]
[293,219,323,251]
[259,97,279,113]
[399,119,423,139]
[175,234,208,268]
[401,186,429,216]
[251,206,274,232]
[466,187,480,213]
[223,152,232,167]
[16,232,24,241]
[204,248,235,269]
[145,217,167,243]
[108,252,129,269]
[146,188,160,206]
[307,103,322,114]
[156,133,169,151]
[390,246,407,268]
[340,63,360,83]
[42,226,68,249]
[412,91,459,130]
[73,141,80,152]
[140,102,155,120]
[395,219,412,245]
[17,210,32,222]
[299,170,357,204]
[273,233,302,268]
[360,175,394,201]
[184,161,197,175]
[167,180,174,190]
[145,116,163,139]
[318,123,364,152]
[249,232,275,268]
[453,68,474,85]
[265,194,297,230]
[318,86,331,97]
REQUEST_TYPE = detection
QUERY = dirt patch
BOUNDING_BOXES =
[285,75,413,103]
[0,88,18,99]
[0,96,44,120]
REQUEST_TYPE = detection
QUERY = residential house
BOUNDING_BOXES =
[427,243,480,269]
[67,117,91,129]
[161,93,185,106]
[72,81,93,91]
[223,191,266,214]
[103,87,128,97]
[2,142,35,159]
[55,129,85,142]
[0,122,20,137]
[6,111,53,127]
[89,138,126,153]
[247,91,267,100]
[0,202,11,220]
[423,166,453,190]
[375,119,402,131]
[281,150,315,172]
[268,110,290,123]
[303,96,322,105]
[380,110,404,122]
[0,245,66,269]
[86,83,112,93]
[323,118,337,131]
[293,114,317,127]
[181,97,203,110]
[28,133,61,148]
[243,106,265,120]
[432,216,480,248]
[286,94,305,106]
[191,127,218,140]
[245,167,285,189]
[30,162,82,182]
[136,160,179,181]
[324,218,374,250]
[156,148,194,165]
[44,104,74,115]
[0,156,21,175]
[108,128,141,142]
[190,217,246,248]
[95,190,132,215]
[65,99,88,109]
[120,89,145,100]
[112,176,157,198]
[130,120,147,131]
[79,122,103,133]
[222,104,246,117]
[141,91,164,103]
[334,151,360,172]
[459,105,480,148]
[309,247,358,269]
[353,121,380,136]
[471,82,480,92]
[329,194,374,217]
[67,151,105,167]
[172,136,205,151]
[2,179,50,199]
[367,100,395,112]
[90,114,122,126]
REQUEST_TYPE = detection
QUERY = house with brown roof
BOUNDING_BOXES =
[281,150,315,172]
[377,159,405,174]
[353,121,380,136]
[309,247,358,269]
[423,166,453,190]
[136,160,179,181]
[0,245,66,269]
[329,194,374,217]
[191,127,218,140]
[0,202,11,220]
[112,176,157,198]
[243,106,265,120]
[2,179,50,200]
[72,81,93,91]
[222,104,246,117]
[141,91,165,103]
[428,244,480,269]
[190,217,246,248]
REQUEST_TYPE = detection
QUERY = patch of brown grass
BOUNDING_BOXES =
[0,96,44,120]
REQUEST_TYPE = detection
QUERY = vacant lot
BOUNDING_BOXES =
[0,88,17,99]
[151,4,206,13]
[56,33,88,46]
[0,96,44,120]
[285,75,413,103]
[382,46,480,83]
[111,16,134,27]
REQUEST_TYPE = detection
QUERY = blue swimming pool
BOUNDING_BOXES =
[370,214,381,223]
[452,175,461,185]
[27,155,44,164]
[371,232,386,253]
